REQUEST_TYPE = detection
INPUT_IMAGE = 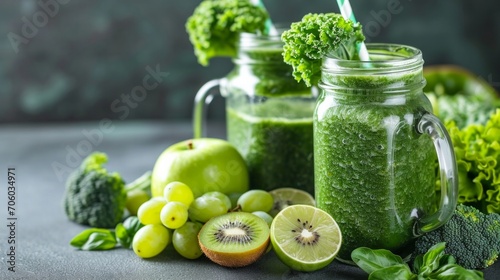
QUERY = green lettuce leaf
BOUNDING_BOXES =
[445,109,500,214]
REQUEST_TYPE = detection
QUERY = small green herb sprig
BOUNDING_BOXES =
[352,242,484,280]
[70,216,143,250]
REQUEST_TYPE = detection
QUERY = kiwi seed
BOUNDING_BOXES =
[214,221,253,244]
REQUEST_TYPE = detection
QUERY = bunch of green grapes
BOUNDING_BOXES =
[133,182,278,259]
[134,181,198,259]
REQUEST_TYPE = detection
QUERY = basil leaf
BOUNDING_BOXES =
[368,264,416,280]
[438,254,456,267]
[421,242,446,273]
[429,264,484,280]
[352,247,406,274]
[70,228,116,250]
[115,223,130,248]
[116,216,143,249]
[123,216,143,236]
[413,254,423,274]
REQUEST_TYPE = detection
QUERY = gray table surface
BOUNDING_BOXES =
[0,120,498,280]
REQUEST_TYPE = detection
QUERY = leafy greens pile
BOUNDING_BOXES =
[352,243,483,279]
[425,66,500,129]
[425,66,500,214]
[445,110,500,214]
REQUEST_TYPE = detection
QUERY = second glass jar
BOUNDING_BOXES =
[194,31,317,194]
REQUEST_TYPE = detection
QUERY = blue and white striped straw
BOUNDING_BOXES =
[251,0,278,35]
[336,0,370,61]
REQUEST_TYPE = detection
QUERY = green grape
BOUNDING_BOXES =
[252,211,273,227]
[132,224,170,258]
[237,189,274,213]
[203,191,232,210]
[126,189,150,216]
[188,195,228,223]
[163,181,194,207]
[160,202,189,229]
[137,198,167,225]
[172,222,203,259]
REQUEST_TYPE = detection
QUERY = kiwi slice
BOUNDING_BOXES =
[198,212,270,267]
[269,188,315,217]
[270,205,342,272]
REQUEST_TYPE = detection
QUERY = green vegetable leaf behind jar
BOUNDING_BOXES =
[424,65,500,215]
[424,65,500,128]
[444,110,500,214]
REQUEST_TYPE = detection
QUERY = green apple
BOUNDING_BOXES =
[151,138,249,198]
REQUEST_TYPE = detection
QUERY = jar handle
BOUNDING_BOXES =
[415,113,458,235]
[193,79,221,138]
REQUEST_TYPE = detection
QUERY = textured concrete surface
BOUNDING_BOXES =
[0,121,498,279]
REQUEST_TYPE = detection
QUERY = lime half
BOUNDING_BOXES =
[270,205,342,272]
[269,188,315,217]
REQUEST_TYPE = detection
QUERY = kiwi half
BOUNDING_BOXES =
[198,212,270,267]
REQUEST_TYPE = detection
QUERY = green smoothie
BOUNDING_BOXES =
[315,70,438,260]
[227,98,315,194]
[223,33,317,194]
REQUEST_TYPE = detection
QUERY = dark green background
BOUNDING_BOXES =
[1,0,499,123]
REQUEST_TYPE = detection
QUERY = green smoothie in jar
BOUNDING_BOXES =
[315,48,434,258]
[281,14,458,263]
[223,36,316,193]
[315,44,457,261]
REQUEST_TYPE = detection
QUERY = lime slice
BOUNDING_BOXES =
[270,205,342,272]
[268,188,315,217]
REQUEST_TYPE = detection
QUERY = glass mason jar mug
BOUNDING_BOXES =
[314,44,458,261]
[194,31,317,194]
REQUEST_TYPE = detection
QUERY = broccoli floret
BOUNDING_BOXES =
[63,152,126,228]
[281,13,365,87]
[185,0,269,66]
[414,204,500,269]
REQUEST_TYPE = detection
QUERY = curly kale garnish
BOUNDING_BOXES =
[281,13,365,87]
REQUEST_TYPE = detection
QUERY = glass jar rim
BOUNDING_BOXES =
[322,43,423,75]
[234,25,290,65]
[238,32,282,49]
[238,23,291,49]
[319,43,426,94]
